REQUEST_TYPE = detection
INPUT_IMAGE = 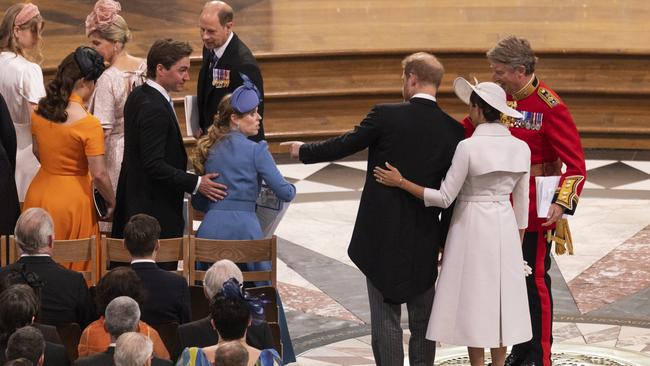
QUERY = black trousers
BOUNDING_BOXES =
[511,231,553,366]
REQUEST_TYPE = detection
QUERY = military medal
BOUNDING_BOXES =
[212,68,231,88]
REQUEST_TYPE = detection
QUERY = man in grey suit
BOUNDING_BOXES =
[283,52,464,365]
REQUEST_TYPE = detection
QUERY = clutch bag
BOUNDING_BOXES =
[93,188,108,218]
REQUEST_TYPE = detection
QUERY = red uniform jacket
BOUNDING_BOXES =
[463,76,586,231]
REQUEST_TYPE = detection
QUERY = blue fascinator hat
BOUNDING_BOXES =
[220,278,268,320]
[230,73,261,113]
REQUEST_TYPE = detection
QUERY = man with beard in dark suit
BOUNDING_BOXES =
[283,52,464,366]
[112,39,226,242]
[196,1,264,141]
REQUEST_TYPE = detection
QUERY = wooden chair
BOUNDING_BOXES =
[1,235,6,266]
[56,322,82,361]
[100,236,189,280]
[9,236,98,285]
[188,236,277,286]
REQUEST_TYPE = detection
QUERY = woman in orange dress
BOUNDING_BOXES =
[23,46,114,270]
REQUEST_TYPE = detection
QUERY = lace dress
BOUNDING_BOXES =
[88,62,145,231]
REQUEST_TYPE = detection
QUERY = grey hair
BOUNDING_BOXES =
[204,260,243,300]
[14,208,53,254]
[105,296,140,339]
[486,35,538,75]
[114,332,153,366]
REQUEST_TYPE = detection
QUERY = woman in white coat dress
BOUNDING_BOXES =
[374,78,532,366]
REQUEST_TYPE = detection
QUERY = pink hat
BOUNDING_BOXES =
[85,0,122,36]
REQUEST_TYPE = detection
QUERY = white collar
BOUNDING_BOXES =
[213,31,234,59]
[131,259,156,264]
[473,122,511,136]
[145,79,172,103]
[20,253,51,257]
[411,93,436,102]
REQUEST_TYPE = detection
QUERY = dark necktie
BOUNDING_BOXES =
[209,52,219,70]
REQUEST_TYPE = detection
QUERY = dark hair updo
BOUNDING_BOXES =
[469,91,502,122]
[36,46,105,123]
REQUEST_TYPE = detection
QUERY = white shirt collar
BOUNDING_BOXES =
[20,253,51,257]
[214,31,234,59]
[131,259,156,264]
[411,93,437,102]
[145,79,172,103]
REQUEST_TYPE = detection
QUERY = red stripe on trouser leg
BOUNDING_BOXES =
[534,233,552,366]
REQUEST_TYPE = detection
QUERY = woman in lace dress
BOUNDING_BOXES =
[85,0,145,231]
[0,3,46,201]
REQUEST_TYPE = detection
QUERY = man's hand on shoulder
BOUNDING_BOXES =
[198,173,228,201]
[280,141,304,159]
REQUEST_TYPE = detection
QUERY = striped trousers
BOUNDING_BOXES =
[511,231,554,366]
[366,278,436,366]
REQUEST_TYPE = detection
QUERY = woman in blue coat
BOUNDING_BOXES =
[191,77,296,363]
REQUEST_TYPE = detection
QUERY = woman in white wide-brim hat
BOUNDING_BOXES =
[374,77,533,366]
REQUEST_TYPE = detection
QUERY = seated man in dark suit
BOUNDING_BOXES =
[73,296,171,366]
[4,326,46,366]
[124,214,191,325]
[173,260,273,360]
[0,285,69,366]
[0,208,96,328]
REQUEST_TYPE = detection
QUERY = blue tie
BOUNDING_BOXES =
[209,52,219,69]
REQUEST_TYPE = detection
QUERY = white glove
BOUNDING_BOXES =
[524,261,533,277]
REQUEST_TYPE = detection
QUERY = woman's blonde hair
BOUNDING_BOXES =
[90,14,131,44]
[0,3,44,63]
[192,94,242,175]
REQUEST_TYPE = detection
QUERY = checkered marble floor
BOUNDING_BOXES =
[267,150,650,364]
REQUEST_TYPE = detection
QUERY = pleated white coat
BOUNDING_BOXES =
[424,122,533,348]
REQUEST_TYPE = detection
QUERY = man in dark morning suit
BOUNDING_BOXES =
[0,93,20,236]
[197,1,264,141]
[0,208,96,329]
[0,286,69,366]
[74,296,172,366]
[173,259,273,361]
[124,214,191,325]
[283,53,464,366]
[112,39,226,242]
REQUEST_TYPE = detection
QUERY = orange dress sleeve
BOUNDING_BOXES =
[81,115,105,157]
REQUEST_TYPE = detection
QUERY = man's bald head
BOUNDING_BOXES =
[202,1,234,26]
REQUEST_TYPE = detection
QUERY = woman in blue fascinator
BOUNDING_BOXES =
[191,74,296,363]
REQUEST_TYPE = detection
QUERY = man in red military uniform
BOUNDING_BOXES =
[463,36,586,366]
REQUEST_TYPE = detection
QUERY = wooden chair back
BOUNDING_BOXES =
[188,236,277,286]
[9,236,98,284]
[101,236,189,280]
[1,235,6,266]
